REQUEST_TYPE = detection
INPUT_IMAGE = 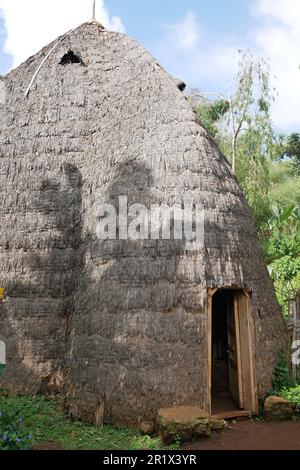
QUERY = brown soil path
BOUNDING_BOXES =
[183,420,300,450]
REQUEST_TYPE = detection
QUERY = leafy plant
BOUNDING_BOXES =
[270,354,294,393]
[0,410,32,450]
[261,204,300,313]
[279,385,300,414]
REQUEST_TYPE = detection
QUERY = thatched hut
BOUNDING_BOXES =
[0,22,287,425]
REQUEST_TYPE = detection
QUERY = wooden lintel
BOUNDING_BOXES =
[208,288,218,297]
[242,289,251,299]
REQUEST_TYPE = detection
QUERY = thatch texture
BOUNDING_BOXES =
[0,22,287,425]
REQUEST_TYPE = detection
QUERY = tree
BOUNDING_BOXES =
[268,159,300,208]
[194,50,275,174]
[262,205,300,314]
[228,50,275,173]
[196,98,229,139]
[191,51,300,315]
[193,50,276,228]
[285,133,300,175]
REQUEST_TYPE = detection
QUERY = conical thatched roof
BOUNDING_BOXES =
[0,22,287,425]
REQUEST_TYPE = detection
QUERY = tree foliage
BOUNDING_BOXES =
[285,133,300,175]
[191,49,300,314]
[196,99,229,138]
[262,205,300,314]
[194,50,276,227]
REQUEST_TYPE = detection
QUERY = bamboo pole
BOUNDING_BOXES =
[92,0,96,21]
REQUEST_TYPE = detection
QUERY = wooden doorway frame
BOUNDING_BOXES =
[207,288,258,417]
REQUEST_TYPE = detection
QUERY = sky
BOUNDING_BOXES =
[0,0,299,132]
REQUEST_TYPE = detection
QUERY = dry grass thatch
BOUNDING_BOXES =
[0,22,287,425]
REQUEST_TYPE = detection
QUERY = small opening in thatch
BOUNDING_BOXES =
[177,81,186,92]
[60,50,84,66]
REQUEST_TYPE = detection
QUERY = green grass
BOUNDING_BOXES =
[0,395,176,450]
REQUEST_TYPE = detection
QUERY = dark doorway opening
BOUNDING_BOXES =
[211,290,241,415]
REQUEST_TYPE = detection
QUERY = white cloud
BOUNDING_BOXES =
[153,3,300,132]
[152,12,241,98]
[164,12,202,51]
[0,0,125,68]
[252,0,300,131]
[253,0,300,29]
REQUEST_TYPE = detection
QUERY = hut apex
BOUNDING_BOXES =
[0,22,287,426]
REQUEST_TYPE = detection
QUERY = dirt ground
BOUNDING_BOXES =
[32,441,65,451]
[183,419,300,450]
[31,420,300,451]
